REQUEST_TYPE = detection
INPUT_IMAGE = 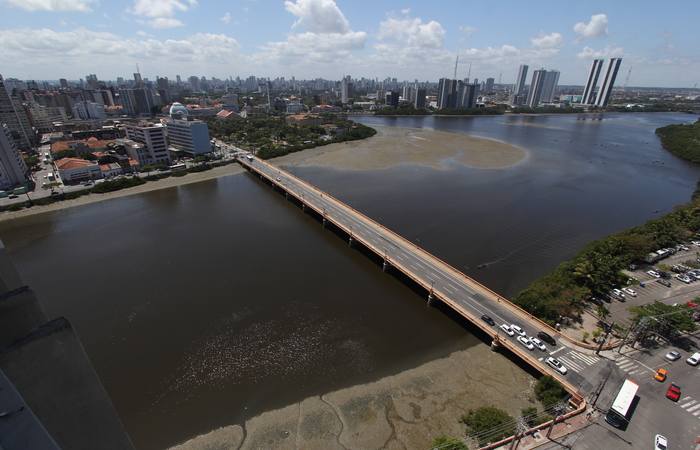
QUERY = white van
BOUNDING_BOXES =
[687,352,700,366]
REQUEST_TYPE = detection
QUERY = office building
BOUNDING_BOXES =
[72,101,106,120]
[438,78,479,109]
[340,77,348,104]
[124,123,171,166]
[386,91,399,107]
[595,58,622,107]
[0,74,35,151]
[484,78,495,94]
[0,124,29,190]
[414,88,427,108]
[25,102,68,133]
[510,64,529,105]
[189,76,201,92]
[118,88,155,116]
[165,103,211,156]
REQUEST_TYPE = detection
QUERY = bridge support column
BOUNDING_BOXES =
[490,338,501,352]
[349,237,355,248]
[302,204,307,213]
[427,293,437,307]
[323,218,329,229]
[382,260,391,272]
[285,192,290,200]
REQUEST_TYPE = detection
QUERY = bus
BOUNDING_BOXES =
[605,379,639,428]
[170,163,186,171]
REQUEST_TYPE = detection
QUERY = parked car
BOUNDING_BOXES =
[622,288,637,297]
[656,279,671,287]
[666,383,681,401]
[529,337,547,351]
[517,335,534,350]
[537,331,556,346]
[545,357,567,375]
[588,297,603,306]
[675,274,691,284]
[654,368,667,382]
[500,324,515,337]
[666,350,681,361]
[481,315,495,326]
[511,324,526,337]
[647,270,661,278]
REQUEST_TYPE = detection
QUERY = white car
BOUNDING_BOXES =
[517,335,534,350]
[622,288,637,297]
[675,274,691,284]
[654,434,667,450]
[545,357,568,375]
[511,324,526,337]
[500,324,515,337]
[529,337,546,351]
[610,288,625,299]
[666,350,681,361]
[687,352,700,366]
[647,270,661,278]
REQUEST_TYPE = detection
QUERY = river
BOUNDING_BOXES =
[0,112,697,448]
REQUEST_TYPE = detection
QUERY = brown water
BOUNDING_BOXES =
[1,112,697,448]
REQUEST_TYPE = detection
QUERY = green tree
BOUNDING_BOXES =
[55,149,77,159]
[629,301,698,335]
[79,152,97,161]
[24,156,39,168]
[429,436,468,450]
[154,163,167,171]
[461,406,514,446]
[141,165,154,176]
[534,375,567,408]
[596,304,611,322]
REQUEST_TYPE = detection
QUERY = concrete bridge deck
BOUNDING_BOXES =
[237,155,588,407]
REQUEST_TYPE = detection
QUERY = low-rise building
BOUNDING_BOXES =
[55,157,100,183]
[285,114,323,127]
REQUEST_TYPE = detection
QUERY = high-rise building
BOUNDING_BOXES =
[0,124,29,190]
[59,78,68,89]
[526,69,547,107]
[189,76,201,92]
[437,79,478,109]
[118,88,155,116]
[0,74,35,151]
[25,102,68,133]
[509,64,529,105]
[71,101,106,120]
[165,103,211,156]
[580,59,603,105]
[595,58,622,107]
[541,70,560,103]
[457,83,479,109]
[386,91,400,107]
[124,123,171,166]
[484,78,495,94]
[340,77,348,104]
[414,88,427,108]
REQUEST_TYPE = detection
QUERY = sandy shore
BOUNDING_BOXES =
[171,345,538,450]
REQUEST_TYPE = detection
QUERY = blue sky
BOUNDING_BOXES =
[0,0,697,87]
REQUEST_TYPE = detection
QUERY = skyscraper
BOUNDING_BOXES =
[510,64,528,105]
[595,58,622,107]
[340,77,348,104]
[0,75,35,151]
[526,69,547,108]
[580,59,604,105]
[541,70,560,103]
[0,124,29,190]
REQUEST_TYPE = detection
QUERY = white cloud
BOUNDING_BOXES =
[221,12,231,24]
[576,44,624,60]
[136,30,153,37]
[284,0,350,34]
[130,0,197,18]
[459,26,477,43]
[573,14,608,42]
[60,19,67,26]
[0,0,96,12]
[377,17,445,49]
[530,32,563,49]
[138,18,184,28]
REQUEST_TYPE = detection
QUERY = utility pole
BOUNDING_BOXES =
[546,403,566,438]
[596,321,614,355]
[508,416,529,450]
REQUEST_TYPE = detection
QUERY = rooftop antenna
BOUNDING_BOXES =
[453,54,459,79]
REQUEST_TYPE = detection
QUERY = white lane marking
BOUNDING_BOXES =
[549,347,566,356]
[681,400,697,408]
[686,403,700,412]
[443,287,453,294]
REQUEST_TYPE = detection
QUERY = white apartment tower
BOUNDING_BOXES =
[580,59,604,105]
[595,58,622,107]
[0,124,29,190]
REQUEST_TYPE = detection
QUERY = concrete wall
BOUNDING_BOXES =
[0,317,134,450]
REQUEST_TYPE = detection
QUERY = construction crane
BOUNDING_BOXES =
[453,54,459,79]
[623,66,632,92]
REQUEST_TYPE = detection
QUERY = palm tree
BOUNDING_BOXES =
[596,304,611,323]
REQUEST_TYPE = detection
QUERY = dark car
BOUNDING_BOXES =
[656,279,671,287]
[588,297,603,306]
[537,331,556,346]
[481,315,495,326]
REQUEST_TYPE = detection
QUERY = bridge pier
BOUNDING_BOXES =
[382,260,392,272]
[323,218,330,229]
[285,192,290,200]
[490,337,502,352]
[427,293,437,307]
[302,204,307,213]
[349,237,355,248]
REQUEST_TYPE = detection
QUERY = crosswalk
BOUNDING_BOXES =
[678,397,700,418]
[612,357,646,376]
[555,351,600,373]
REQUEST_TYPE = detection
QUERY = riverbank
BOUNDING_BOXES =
[171,343,538,450]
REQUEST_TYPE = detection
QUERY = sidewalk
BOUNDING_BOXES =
[491,406,596,450]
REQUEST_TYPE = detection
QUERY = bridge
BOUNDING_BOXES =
[237,154,587,409]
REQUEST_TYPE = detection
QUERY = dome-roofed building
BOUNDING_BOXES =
[169,102,189,120]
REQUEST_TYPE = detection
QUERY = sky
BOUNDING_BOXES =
[0,0,698,88]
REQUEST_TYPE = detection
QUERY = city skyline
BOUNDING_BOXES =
[0,0,698,88]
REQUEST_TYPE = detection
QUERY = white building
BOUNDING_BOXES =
[165,103,211,156]
[55,157,101,183]
[0,124,28,190]
[124,123,171,166]
[72,101,106,120]
[25,102,68,133]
